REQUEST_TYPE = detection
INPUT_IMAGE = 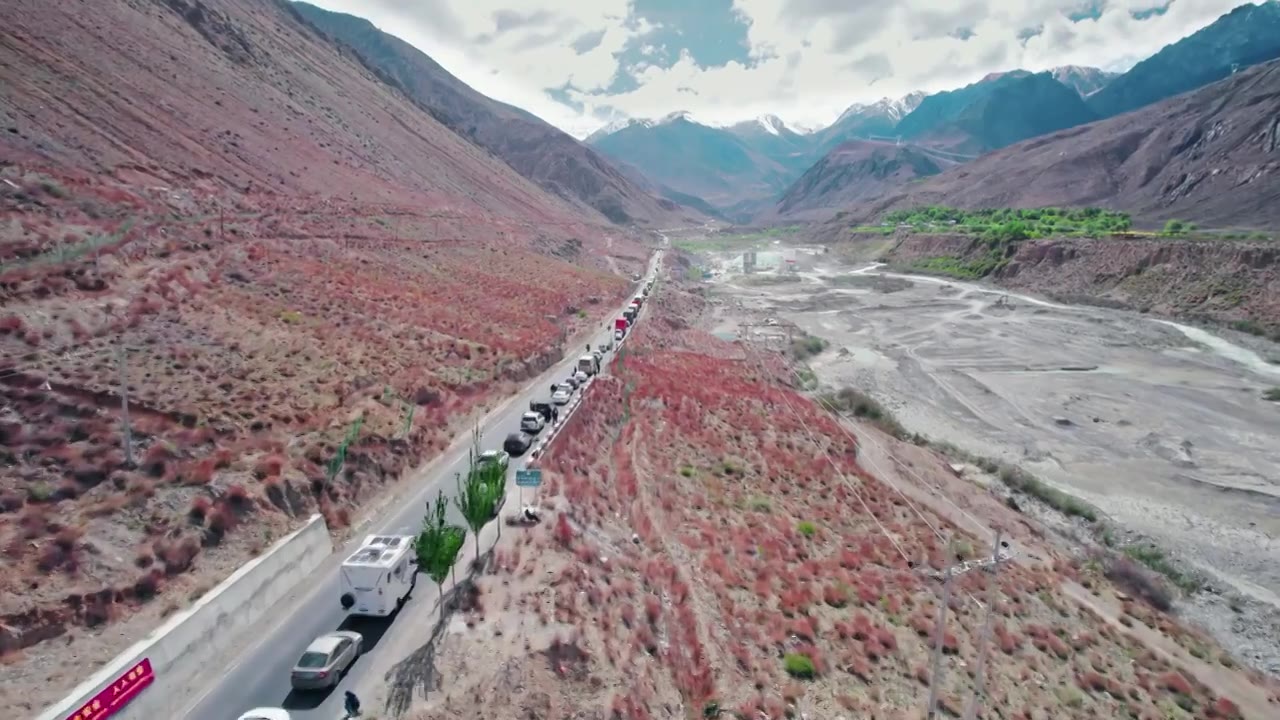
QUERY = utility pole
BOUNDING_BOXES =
[924,536,956,720]
[118,344,134,467]
[922,534,1015,720]
[963,532,1008,720]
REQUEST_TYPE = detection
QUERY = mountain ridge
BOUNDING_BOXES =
[852,58,1280,228]
[292,2,702,227]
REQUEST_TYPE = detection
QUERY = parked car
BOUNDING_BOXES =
[551,385,572,405]
[290,631,363,690]
[520,411,546,434]
[477,449,510,472]
[503,432,533,456]
[237,709,291,720]
[572,369,588,384]
[529,401,558,424]
[614,328,624,342]
[562,375,580,389]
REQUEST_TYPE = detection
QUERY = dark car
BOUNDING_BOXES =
[529,401,559,424]
[503,432,533,456]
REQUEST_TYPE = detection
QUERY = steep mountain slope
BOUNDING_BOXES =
[723,115,814,173]
[898,72,1098,154]
[588,113,792,218]
[0,0,645,707]
[1051,65,1118,97]
[894,72,1031,142]
[292,2,699,226]
[861,59,1280,227]
[774,76,1094,220]
[772,141,951,219]
[1087,0,1280,118]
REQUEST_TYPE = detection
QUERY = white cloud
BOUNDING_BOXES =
[303,0,1250,138]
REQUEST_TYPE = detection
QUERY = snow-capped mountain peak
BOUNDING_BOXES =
[755,114,785,135]
[834,91,926,126]
[659,110,693,124]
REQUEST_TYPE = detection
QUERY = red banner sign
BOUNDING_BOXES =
[62,657,155,720]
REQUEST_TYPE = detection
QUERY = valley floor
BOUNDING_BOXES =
[709,258,1280,676]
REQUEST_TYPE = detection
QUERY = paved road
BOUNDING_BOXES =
[194,250,661,720]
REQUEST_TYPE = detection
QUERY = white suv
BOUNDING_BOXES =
[520,411,545,434]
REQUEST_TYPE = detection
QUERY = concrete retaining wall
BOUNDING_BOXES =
[38,514,332,720]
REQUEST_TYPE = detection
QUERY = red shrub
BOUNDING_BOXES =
[1208,697,1241,719]
[253,454,284,480]
[872,627,898,654]
[553,514,574,545]
[1077,672,1107,693]
[189,496,212,521]
[225,483,250,507]
[0,315,24,334]
[159,535,200,575]
[184,458,215,485]
[642,594,662,624]
[823,583,850,607]
[1045,633,1071,660]
[1160,671,1194,696]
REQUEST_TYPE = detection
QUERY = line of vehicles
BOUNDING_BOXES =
[234,278,654,720]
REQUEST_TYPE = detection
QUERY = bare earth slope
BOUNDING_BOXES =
[0,0,644,707]
[291,3,700,227]
[862,59,1280,228]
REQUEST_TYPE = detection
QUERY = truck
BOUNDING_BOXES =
[623,307,636,323]
[577,353,600,376]
[614,317,628,333]
[338,535,416,617]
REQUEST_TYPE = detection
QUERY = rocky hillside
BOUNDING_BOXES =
[771,141,952,219]
[882,234,1280,338]
[0,0,643,704]
[859,58,1280,228]
[1087,0,1280,119]
[292,3,700,227]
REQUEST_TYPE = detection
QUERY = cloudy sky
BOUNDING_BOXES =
[303,0,1250,137]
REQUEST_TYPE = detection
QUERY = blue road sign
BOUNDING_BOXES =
[516,469,542,487]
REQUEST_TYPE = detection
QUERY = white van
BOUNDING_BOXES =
[338,535,416,617]
[577,354,599,376]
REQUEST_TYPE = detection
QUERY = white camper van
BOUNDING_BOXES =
[338,534,416,617]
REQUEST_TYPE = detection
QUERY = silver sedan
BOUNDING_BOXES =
[289,630,362,690]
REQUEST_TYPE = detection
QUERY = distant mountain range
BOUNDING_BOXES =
[856,56,1280,229]
[585,1,1280,224]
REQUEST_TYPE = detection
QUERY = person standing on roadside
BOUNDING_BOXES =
[344,690,361,717]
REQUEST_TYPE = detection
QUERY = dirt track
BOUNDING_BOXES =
[712,256,1280,674]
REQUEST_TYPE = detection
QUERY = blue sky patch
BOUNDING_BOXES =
[582,0,753,98]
